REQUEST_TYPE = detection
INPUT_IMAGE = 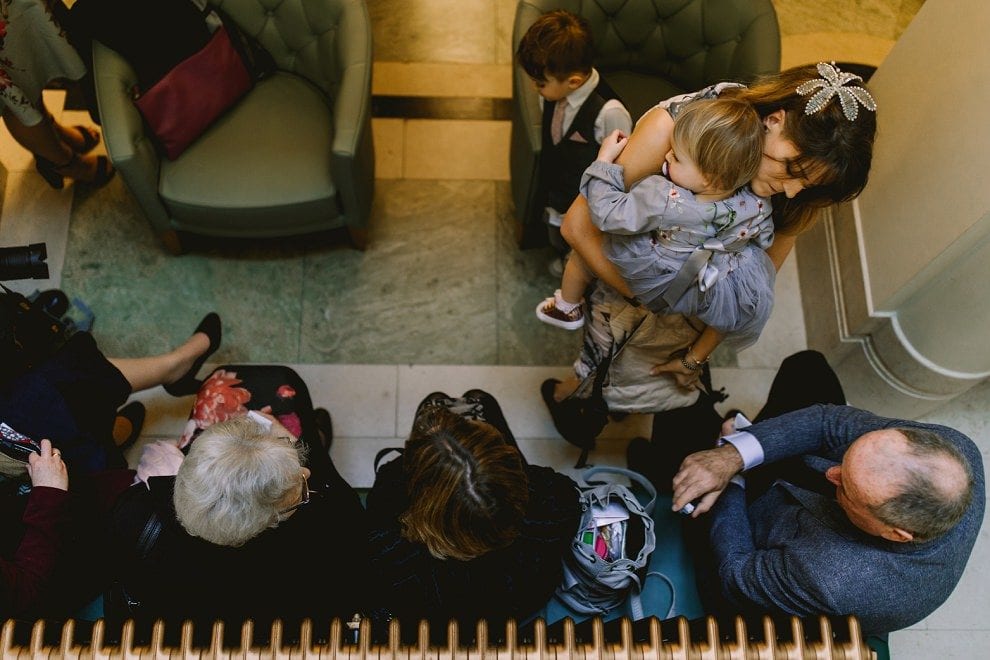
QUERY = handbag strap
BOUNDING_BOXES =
[373,447,403,474]
[581,466,657,512]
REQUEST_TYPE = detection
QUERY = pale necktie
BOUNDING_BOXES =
[551,101,567,145]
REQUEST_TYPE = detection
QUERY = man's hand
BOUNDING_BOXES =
[672,444,744,516]
[597,129,628,164]
[26,439,68,491]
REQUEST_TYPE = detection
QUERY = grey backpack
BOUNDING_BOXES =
[555,467,657,618]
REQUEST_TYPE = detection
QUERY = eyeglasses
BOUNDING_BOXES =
[277,474,312,516]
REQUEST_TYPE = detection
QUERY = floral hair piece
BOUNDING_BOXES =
[796,62,877,120]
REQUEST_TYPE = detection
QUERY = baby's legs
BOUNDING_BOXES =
[536,252,591,330]
[560,251,593,305]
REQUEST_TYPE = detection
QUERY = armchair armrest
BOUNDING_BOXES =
[509,1,550,242]
[329,0,375,229]
[91,41,173,235]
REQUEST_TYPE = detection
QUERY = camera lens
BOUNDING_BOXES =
[0,243,49,280]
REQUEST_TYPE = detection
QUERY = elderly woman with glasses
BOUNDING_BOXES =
[173,415,317,545]
[107,373,368,644]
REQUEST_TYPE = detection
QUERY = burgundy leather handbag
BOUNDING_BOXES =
[133,26,251,160]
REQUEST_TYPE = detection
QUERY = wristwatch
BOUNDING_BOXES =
[678,347,709,371]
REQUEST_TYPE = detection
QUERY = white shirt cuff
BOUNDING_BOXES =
[719,430,764,471]
[728,474,746,488]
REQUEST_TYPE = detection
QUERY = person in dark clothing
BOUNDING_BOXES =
[635,351,983,637]
[0,439,69,617]
[106,365,367,645]
[515,9,631,271]
[366,390,581,639]
[0,313,221,621]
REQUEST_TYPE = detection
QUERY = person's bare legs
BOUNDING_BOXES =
[52,120,98,153]
[2,106,72,163]
[108,332,211,393]
[2,103,107,181]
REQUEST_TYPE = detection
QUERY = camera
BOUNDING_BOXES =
[0,243,49,281]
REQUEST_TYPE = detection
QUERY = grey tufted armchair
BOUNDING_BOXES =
[510,0,780,246]
[92,0,374,254]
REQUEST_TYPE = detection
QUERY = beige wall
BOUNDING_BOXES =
[798,0,990,416]
[859,0,990,316]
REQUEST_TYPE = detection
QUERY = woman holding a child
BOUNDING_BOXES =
[543,63,877,427]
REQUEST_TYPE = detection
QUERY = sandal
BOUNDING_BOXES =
[36,152,115,189]
[83,154,115,187]
[35,154,69,190]
[71,125,101,155]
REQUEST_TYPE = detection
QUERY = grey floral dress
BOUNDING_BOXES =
[572,84,775,414]
[0,0,85,126]
[580,83,776,349]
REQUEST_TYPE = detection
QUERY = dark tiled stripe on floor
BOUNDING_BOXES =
[59,86,514,121]
[372,96,512,120]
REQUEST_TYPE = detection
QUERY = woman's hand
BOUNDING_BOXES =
[596,129,628,163]
[26,439,68,491]
[136,440,185,486]
[651,356,702,390]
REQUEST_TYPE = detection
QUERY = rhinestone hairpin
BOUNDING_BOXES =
[796,61,877,120]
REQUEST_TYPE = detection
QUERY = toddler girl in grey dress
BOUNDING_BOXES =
[536,96,776,350]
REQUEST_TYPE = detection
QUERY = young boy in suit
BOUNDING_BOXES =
[516,10,632,275]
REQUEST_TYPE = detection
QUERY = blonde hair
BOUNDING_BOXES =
[670,97,763,193]
[174,415,308,547]
[399,407,529,561]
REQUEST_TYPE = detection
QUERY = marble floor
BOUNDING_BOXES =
[2,0,989,657]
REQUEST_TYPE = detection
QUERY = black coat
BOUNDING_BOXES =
[366,458,580,630]
[111,472,368,644]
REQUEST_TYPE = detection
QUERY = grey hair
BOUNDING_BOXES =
[870,427,973,542]
[174,415,308,547]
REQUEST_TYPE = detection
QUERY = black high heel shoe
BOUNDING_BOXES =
[163,313,222,397]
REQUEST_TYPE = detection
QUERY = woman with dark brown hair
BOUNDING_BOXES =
[365,390,580,635]
[543,63,878,436]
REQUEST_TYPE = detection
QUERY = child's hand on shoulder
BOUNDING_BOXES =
[597,129,628,164]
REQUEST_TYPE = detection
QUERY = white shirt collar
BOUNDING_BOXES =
[564,68,600,110]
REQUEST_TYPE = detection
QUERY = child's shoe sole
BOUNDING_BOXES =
[535,298,584,330]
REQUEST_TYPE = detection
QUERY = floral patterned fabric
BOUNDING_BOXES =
[0,0,86,126]
[179,368,303,449]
